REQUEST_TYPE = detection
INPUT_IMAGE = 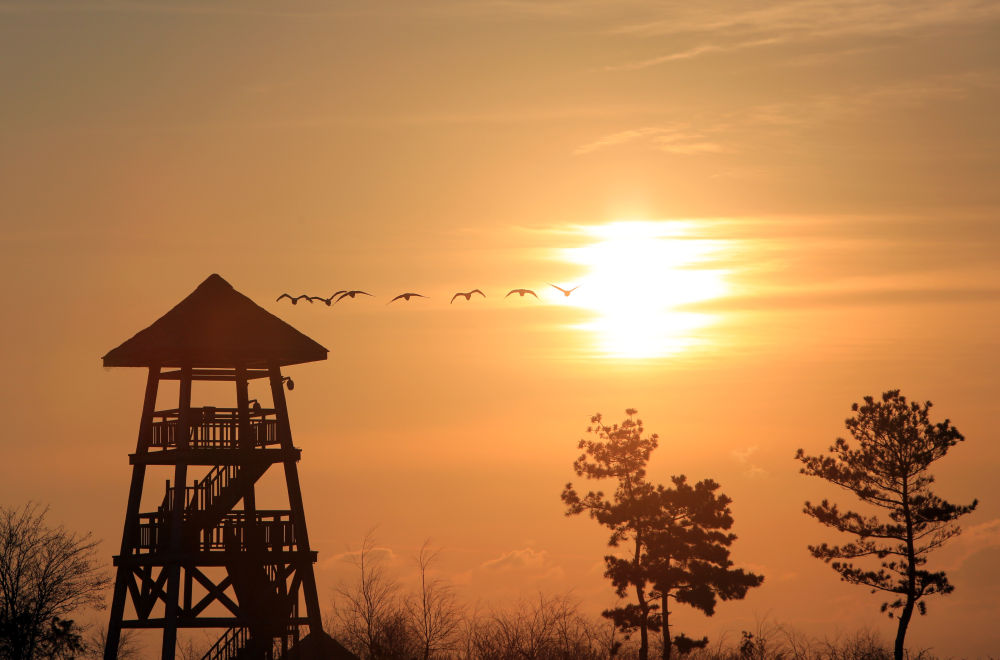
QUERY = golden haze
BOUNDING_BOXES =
[0,0,998,655]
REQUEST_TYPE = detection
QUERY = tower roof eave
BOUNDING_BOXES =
[102,274,328,368]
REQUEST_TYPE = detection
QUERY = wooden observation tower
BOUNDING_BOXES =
[102,274,338,660]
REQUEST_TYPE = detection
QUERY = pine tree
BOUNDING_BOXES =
[646,477,763,660]
[796,390,978,660]
[562,409,659,660]
[563,409,762,660]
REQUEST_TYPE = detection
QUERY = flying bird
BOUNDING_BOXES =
[309,291,346,306]
[334,290,372,303]
[276,294,313,305]
[548,283,579,297]
[451,289,486,304]
[505,289,538,299]
[388,292,427,304]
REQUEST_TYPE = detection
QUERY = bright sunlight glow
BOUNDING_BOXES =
[557,220,731,359]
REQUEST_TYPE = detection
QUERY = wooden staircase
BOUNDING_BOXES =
[161,461,271,544]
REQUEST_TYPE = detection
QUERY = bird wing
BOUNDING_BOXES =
[296,295,313,303]
[471,289,485,297]
[450,293,461,304]
[333,291,352,303]
[388,294,405,303]
[567,286,579,293]
[357,291,372,297]
[505,290,516,297]
[277,294,292,302]
[548,283,567,294]
[527,289,538,298]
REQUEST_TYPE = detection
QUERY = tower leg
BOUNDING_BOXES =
[160,568,180,660]
[106,367,159,660]
[235,365,266,644]
[161,367,192,660]
[269,365,324,635]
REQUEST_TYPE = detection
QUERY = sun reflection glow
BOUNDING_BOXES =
[558,220,731,359]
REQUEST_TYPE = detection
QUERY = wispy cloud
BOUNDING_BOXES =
[602,1,1000,74]
[604,37,782,72]
[575,70,997,158]
[422,0,622,19]
[777,44,886,68]
[453,547,566,588]
[684,278,1000,314]
[326,545,397,565]
[716,71,998,137]
[0,0,347,16]
[574,125,728,156]
[613,0,1000,40]
[940,518,1000,571]
[480,547,550,571]
[732,445,768,478]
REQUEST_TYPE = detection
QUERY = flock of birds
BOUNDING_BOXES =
[276,284,580,306]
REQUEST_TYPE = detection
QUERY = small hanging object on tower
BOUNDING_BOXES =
[101,274,355,660]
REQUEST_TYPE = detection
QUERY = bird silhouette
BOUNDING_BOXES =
[309,291,346,306]
[451,289,486,304]
[505,289,538,299]
[548,283,579,297]
[334,290,372,304]
[277,294,313,305]
[388,292,427,304]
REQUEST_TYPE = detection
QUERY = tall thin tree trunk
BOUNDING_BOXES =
[895,477,917,660]
[895,595,915,660]
[661,593,671,660]
[635,583,649,660]
[635,533,648,660]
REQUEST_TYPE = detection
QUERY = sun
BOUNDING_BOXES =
[557,220,730,359]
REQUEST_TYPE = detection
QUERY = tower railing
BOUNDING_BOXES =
[133,510,298,554]
[199,626,299,660]
[199,626,249,660]
[149,407,279,450]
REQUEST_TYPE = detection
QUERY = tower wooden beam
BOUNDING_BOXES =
[105,366,159,660]
[269,364,324,636]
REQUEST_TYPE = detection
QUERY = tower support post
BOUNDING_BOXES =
[161,366,192,660]
[105,366,160,660]
[269,364,324,635]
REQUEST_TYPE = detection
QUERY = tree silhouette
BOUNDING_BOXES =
[563,409,762,660]
[460,593,620,660]
[562,410,659,660]
[645,477,763,660]
[87,626,140,659]
[796,390,978,660]
[332,530,411,659]
[0,503,108,660]
[406,540,460,660]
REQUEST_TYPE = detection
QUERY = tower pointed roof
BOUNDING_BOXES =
[103,274,327,368]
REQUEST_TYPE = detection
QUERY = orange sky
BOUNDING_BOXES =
[1,1,999,655]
